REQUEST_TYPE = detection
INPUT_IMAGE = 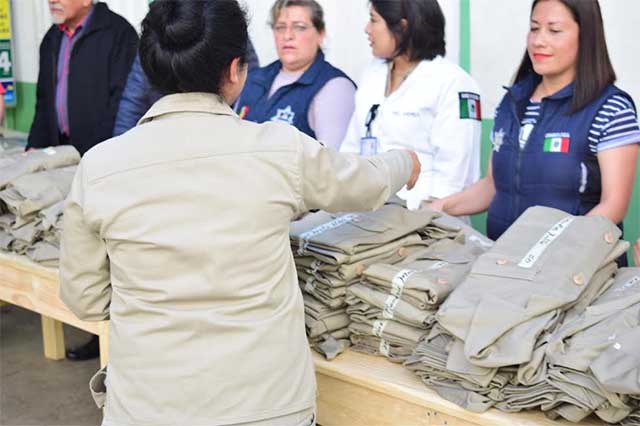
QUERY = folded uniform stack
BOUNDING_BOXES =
[542,267,640,424]
[405,206,640,424]
[0,146,80,266]
[347,225,492,364]
[290,203,439,359]
[406,324,515,413]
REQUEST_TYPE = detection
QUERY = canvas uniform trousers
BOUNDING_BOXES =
[0,147,79,266]
[345,221,489,363]
[0,166,76,219]
[291,205,440,359]
[405,329,508,413]
[0,145,79,189]
[290,205,439,261]
[437,206,625,368]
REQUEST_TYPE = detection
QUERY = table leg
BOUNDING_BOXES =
[41,316,65,360]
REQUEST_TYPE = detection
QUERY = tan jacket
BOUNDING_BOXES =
[59,93,412,426]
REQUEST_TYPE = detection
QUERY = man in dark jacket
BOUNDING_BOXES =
[27,0,138,156]
[28,0,137,361]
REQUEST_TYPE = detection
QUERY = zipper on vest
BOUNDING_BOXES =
[509,95,523,218]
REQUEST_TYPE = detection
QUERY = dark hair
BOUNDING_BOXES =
[269,0,325,33]
[370,0,446,61]
[140,0,249,95]
[514,0,616,113]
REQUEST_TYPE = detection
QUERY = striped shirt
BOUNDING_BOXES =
[519,94,640,152]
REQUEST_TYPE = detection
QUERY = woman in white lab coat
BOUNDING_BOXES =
[340,0,482,210]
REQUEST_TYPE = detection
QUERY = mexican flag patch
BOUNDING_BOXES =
[459,92,481,121]
[543,133,571,153]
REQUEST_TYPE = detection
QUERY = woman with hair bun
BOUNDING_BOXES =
[57,1,420,425]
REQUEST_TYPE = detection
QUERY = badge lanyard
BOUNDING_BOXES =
[360,104,380,156]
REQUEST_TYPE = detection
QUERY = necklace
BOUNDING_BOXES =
[385,61,419,97]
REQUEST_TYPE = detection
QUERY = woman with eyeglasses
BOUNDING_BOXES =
[429,0,640,265]
[236,0,355,150]
[340,0,482,211]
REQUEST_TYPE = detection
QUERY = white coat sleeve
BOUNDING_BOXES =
[428,74,483,198]
[339,110,361,153]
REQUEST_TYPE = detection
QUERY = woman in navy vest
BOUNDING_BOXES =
[430,0,640,264]
[235,0,355,149]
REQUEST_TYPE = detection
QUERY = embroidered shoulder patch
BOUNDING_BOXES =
[270,106,296,125]
[459,92,482,121]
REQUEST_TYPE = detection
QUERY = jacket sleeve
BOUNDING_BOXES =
[59,162,111,321]
[102,23,139,140]
[247,38,259,72]
[27,37,53,150]
[427,73,483,198]
[296,130,412,214]
[113,55,152,137]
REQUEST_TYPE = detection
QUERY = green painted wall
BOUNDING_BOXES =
[5,81,36,133]
[459,0,471,73]
[626,164,640,263]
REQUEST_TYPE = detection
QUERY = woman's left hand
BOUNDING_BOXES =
[421,198,446,212]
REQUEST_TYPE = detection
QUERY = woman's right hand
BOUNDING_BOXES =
[634,239,640,266]
[406,150,421,190]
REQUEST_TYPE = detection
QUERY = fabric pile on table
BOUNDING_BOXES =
[346,220,493,364]
[290,202,440,359]
[0,145,80,266]
[404,206,640,425]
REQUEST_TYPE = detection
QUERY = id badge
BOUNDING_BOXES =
[360,136,379,156]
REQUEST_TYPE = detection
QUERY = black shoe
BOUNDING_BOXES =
[66,335,100,361]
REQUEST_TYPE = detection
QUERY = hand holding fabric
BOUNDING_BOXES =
[406,150,421,190]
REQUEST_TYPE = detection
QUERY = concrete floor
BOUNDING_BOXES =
[1,305,102,426]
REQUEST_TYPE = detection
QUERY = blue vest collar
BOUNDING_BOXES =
[251,51,327,90]
[505,73,575,103]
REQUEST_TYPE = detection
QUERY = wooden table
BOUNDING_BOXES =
[0,252,109,367]
[0,252,601,425]
[314,351,601,426]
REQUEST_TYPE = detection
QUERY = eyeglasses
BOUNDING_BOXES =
[273,23,311,35]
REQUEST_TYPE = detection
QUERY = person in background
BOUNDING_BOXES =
[26,0,137,361]
[428,0,640,266]
[27,0,137,155]
[340,0,482,210]
[235,0,355,150]
[59,1,420,424]
[113,40,260,137]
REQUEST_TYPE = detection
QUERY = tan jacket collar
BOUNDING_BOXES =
[138,92,236,126]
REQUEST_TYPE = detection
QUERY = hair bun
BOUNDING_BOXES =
[140,0,249,96]
[147,1,205,51]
